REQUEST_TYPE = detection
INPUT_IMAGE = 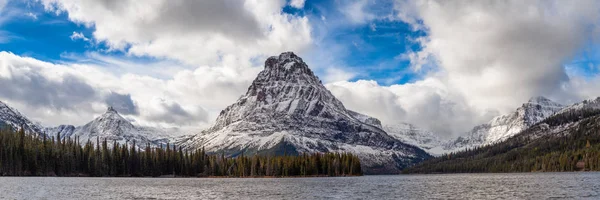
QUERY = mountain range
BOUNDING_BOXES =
[405,96,600,173]
[49,106,187,148]
[1,52,598,174]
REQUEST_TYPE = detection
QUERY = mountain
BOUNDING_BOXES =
[405,97,600,174]
[348,110,446,155]
[554,97,600,115]
[0,100,44,135]
[347,110,383,129]
[45,107,181,148]
[445,96,564,151]
[383,123,445,155]
[179,52,431,174]
[43,125,76,139]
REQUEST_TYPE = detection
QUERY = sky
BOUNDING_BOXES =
[0,0,599,138]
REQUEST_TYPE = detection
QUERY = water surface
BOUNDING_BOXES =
[1,173,599,199]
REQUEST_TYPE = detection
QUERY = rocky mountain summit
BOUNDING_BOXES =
[179,52,431,174]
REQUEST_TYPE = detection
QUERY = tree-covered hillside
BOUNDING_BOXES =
[404,109,600,173]
[0,127,362,177]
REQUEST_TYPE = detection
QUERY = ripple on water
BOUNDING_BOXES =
[1,173,600,199]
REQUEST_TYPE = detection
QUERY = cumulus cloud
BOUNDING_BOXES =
[322,68,356,83]
[327,0,600,137]
[396,0,600,111]
[0,51,252,129]
[0,0,313,129]
[4,0,600,139]
[40,0,312,66]
[0,52,99,110]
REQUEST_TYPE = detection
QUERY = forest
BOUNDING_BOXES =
[0,127,362,177]
[404,109,600,174]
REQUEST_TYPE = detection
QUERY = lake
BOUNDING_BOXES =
[1,173,599,199]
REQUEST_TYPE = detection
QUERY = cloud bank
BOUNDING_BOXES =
[327,0,600,136]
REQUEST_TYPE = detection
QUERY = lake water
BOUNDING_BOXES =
[1,173,599,199]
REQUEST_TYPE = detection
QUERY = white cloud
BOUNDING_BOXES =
[322,67,356,83]
[0,51,260,129]
[327,78,494,137]
[69,31,89,41]
[6,0,313,129]
[289,0,305,9]
[25,12,37,20]
[41,0,312,66]
[4,0,600,139]
[369,23,376,31]
[326,0,600,136]
[396,0,600,111]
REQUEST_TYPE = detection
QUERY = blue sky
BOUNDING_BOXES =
[0,0,429,85]
[4,0,595,85]
[0,0,599,136]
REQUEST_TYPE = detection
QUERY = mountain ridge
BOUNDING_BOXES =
[444,96,565,151]
[43,106,184,148]
[0,101,44,135]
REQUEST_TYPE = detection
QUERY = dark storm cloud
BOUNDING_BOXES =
[147,100,209,125]
[104,92,139,115]
[0,72,97,110]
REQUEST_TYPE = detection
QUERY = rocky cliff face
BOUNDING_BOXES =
[180,52,431,174]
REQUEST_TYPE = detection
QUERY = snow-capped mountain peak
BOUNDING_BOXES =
[181,52,430,174]
[41,106,180,148]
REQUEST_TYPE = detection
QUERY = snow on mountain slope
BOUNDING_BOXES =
[383,123,445,155]
[0,100,44,135]
[445,96,564,151]
[347,111,445,155]
[44,107,186,148]
[179,52,431,174]
[555,97,600,115]
[43,125,76,139]
[347,110,383,129]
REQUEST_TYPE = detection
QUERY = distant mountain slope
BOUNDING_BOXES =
[404,98,600,174]
[0,101,44,135]
[348,111,445,155]
[179,52,431,174]
[445,96,564,151]
[44,107,184,148]
[383,123,445,155]
[555,97,600,115]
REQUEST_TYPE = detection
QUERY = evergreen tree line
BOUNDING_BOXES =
[404,109,600,174]
[0,127,362,177]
